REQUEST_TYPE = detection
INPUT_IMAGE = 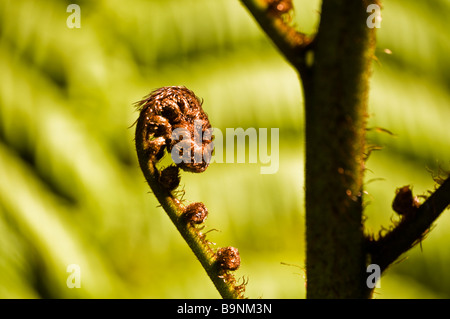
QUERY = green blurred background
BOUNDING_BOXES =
[0,0,450,298]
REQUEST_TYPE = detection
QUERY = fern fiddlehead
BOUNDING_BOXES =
[134,86,245,299]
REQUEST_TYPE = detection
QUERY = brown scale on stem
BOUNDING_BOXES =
[392,185,420,218]
[216,246,241,271]
[266,0,293,17]
[183,202,208,225]
[159,165,180,191]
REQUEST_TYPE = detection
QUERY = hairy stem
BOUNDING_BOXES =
[240,0,313,69]
[368,177,450,275]
[303,0,378,299]
[242,0,378,298]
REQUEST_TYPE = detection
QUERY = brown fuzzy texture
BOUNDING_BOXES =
[135,86,213,173]
[216,247,241,271]
[183,202,208,225]
[392,185,420,217]
[266,0,293,16]
[158,165,180,191]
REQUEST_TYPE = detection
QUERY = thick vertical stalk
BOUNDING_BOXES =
[304,1,377,298]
